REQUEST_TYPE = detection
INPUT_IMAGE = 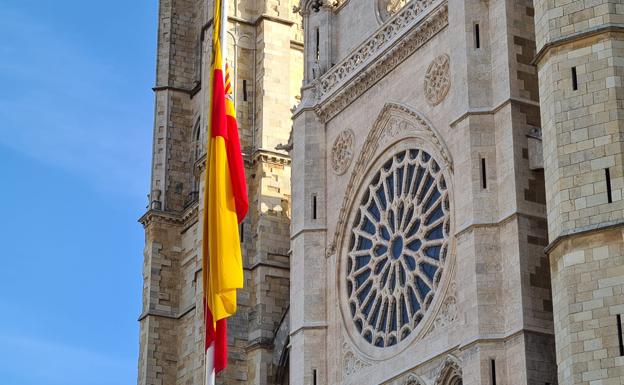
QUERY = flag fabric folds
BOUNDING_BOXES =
[202,0,248,382]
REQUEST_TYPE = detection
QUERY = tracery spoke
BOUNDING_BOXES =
[423,215,445,232]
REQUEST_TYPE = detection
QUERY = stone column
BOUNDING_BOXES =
[534,1,624,383]
[290,89,328,385]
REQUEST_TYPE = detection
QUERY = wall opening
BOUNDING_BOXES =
[606,168,613,203]
[475,23,481,49]
[312,194,318,220]
[490,359,497,385]
[572,67,578,90]
[481,158,487,189]
[243,79,248,102]
[315,27,320,61]
[617,314,623,356]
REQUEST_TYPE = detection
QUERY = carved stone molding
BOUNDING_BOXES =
[342,342,371,377]
[315,1,448,122]
[424,54,450,106]
[331,129,355,175]
[328,102,454,259]
[319,0,438,95]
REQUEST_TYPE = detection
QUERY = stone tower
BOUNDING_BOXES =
[290,0,558,384]
[533,2,624,384]
[137,0,303,384]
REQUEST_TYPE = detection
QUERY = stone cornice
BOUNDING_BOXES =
[248,149,292,166]
[533,24,624,65]
[195,149,291,174]
[544,220,624,254]
[449,97,540,128]
[312,0,447,122]
[454,211,547,239]
[139,204,199,228]
[201,14,298,42]
[137,304,196,322]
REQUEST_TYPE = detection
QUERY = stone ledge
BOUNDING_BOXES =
[138,304,196,322]
[139,204,198,228]
[449,97,540,128]
[534,24,624,65]
[544,220,624,254]
[455,211,547,239]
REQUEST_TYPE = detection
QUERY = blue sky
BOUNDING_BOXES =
[0,1,157,384]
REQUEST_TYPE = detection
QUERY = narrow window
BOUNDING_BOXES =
[239,222,244,243]
[312,369,317,385]
[242,79,248,102]
[490,359,497,385]
[572,67,578,91]
[606,168,613,203]
[315,27,320,61]
[312,194,318,220]
[475,23,481,49]
[617,314,624,356]
[481,158,487,189]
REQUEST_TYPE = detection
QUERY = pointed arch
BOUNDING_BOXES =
[329,102,453,258]
[434,355,462,385]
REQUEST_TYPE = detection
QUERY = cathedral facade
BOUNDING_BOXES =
[139,1,624,385]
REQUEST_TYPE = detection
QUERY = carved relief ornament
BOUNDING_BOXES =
[424,54,451,106]
[332,129,355,175]
[342,342,371,377]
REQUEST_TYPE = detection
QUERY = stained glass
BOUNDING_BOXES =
[346,149,450,347]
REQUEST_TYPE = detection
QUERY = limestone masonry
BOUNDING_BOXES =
[139,1,624,384]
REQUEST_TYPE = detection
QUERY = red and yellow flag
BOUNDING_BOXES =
[202,0,248,379]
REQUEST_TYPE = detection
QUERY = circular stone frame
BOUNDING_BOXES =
[339,136,455,360]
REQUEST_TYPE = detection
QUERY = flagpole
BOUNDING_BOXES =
[205,345,216,385]
[204,0,227,382]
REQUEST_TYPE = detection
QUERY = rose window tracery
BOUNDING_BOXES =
[346,149,450,348]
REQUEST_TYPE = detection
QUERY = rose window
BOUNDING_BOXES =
[346,149,450,348]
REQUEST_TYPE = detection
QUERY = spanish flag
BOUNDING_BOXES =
[202,0,248,383]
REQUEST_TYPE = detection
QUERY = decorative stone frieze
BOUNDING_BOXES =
[424,54,450,106]
[315,1,448,122]
[332,129,355,175]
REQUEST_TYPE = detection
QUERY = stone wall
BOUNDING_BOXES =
[291,0,556,384]
[139,0,302,384]
[534,1,624,384]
